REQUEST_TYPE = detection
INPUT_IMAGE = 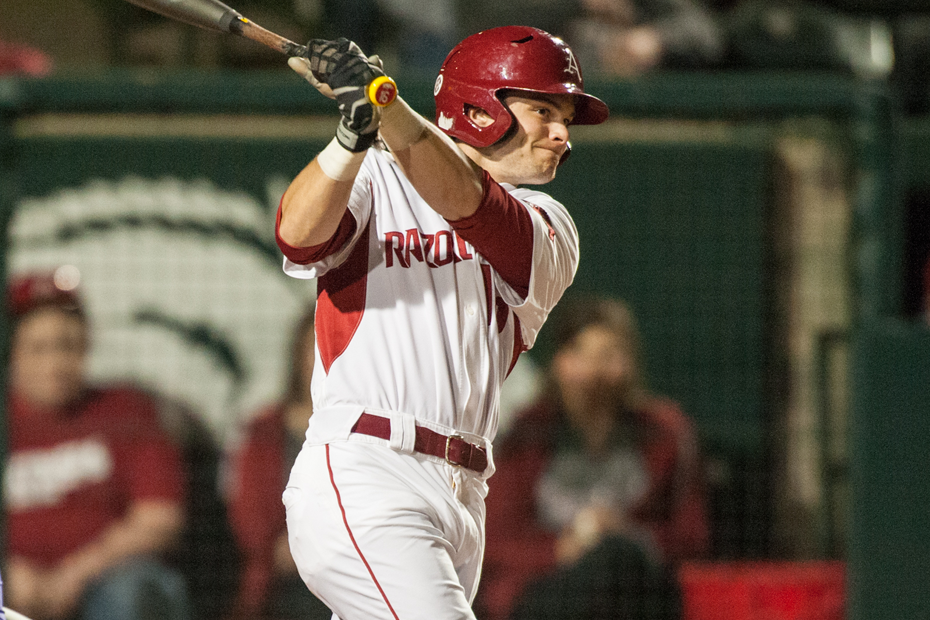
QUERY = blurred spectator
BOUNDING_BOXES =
[476,295,709,620]
[0,39,52,75]
[722,0,893,76]
[568,0,726,77]
[460,0,723,78]
[374,0,458,74]
[89,0,448,73]
[3,269,190,620]
[224,305,330,620]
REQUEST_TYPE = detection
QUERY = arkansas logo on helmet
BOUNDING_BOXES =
[434,26,609,148]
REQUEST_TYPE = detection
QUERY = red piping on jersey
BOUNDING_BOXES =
[483,263,527,378]
[507,314,526,378]
[316,217,372,373]
[481,264,494,327]
[326,445,400,620]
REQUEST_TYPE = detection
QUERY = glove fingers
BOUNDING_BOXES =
[304,39,344,80]
[288,57,337,99]
[304,38,370,82]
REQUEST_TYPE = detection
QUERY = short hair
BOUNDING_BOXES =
[550,294,648,411]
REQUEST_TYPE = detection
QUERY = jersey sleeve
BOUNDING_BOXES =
[277,158,375,280]
[449,172,535,299]
[448,173,579,350]
[495,188,579,350]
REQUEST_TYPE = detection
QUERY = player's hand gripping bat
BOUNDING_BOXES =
[121,0,398,107]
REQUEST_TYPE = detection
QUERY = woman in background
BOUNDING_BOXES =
[478,295,710,620]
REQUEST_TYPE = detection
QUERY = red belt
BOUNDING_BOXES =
[350,413,488,474]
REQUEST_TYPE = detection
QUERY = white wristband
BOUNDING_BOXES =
[316,138,367,182]
[381,98,427,152]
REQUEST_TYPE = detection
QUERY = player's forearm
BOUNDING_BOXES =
[55,500,184,586]
[380,97,484,221]
[279,154,358,248]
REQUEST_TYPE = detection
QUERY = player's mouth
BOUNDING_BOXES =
[536,144,565,160]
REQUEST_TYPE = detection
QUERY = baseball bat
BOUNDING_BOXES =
[121,0,398,106]
[4,607,34,620]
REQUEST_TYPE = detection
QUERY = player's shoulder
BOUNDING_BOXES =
[83,384,160,416]
[507,186,565,209]
[243,403,286,438]
[637,396,697,440]
[508,186,572,222]
[80,384,170,437]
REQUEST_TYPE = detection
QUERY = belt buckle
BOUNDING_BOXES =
[445,433,467,467]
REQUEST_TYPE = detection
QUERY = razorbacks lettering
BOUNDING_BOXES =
[384,228,474,268]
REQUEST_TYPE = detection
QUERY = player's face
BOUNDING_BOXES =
[486,93,575,186]
[553,324,634,419]
[11,307,88,412]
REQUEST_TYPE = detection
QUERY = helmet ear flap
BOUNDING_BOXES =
[438,81,514,147]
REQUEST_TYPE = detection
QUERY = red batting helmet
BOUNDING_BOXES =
[434,26,609,148]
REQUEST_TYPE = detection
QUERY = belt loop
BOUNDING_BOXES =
[389,412,417,454]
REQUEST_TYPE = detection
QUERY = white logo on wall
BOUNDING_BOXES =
[9,176,316,445]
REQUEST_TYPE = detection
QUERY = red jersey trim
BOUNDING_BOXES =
[275,200,358,265]
[449,172,533,299]
[316,216,371,373]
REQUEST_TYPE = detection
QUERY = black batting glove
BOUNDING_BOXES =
[303,38,365,82]
[304,38,384,152]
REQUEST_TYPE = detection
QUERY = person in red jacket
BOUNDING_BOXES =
[3,269,189,620]
[224,306,330,620]
[477,295,709,620]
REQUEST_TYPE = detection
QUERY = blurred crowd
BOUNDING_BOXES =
[3,0,929,114]
[0,1,927,618]
[2,269,710,620]
[1,0,927,95]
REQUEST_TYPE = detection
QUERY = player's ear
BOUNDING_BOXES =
[465,104,495,128]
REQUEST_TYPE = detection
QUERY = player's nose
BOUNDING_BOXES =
[550,121,569,143]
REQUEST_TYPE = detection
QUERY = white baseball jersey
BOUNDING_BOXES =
[280,146,579,459]
[277,145,578,620]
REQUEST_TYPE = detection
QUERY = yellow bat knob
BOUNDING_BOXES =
[368,75,398,107]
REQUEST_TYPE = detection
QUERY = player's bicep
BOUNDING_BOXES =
[282,177,374,279]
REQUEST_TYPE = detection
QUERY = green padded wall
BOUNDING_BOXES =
[849,319,930,620]
[536,137,770,453]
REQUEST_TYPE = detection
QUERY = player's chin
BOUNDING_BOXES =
[529,155,560,184]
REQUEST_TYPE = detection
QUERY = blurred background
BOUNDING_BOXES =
[2,0,930,619]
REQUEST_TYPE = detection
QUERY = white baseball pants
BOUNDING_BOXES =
[284,440,487,620]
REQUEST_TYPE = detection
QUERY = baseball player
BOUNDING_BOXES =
[275,26,609,619]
